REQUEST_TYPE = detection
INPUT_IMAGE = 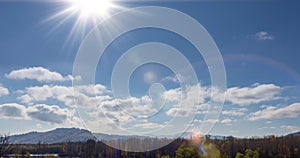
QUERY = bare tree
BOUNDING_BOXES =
[0,134,12,157]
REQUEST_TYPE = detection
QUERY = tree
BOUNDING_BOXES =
[176,144,202,158]
[82,139,96,158]
[235,152,244,158]
[244,149,259,158]
[202,143,221,158]
[0,134,11,157]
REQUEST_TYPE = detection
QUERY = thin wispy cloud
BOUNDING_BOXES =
[222,108,248,116]
[133,122,164,129]
[254,31,274,40]
[280,125,300,132]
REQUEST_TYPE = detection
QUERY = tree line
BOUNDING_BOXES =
[1,134,300,158]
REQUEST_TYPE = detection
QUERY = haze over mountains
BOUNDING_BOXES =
[288,131,300,136]
[10,128,94,144]
[9,128,300,144]
[10,128,163,144]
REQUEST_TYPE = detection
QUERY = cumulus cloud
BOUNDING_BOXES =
[27,104,75,124]
[0,103,79,125]
[220,118,234,124]
[255,31,274,40]
[5,67,80,82]
[11,81,289,133]
[248,103,300,121]
[166,108,189,117]
[165,84,209,117]
[163,88,181,102]
[0,84,9,96]
[226,84,281,106]
[165,83,282,117]
[18,84,111,108]
[99,96,157,123]
[0,103,27,119]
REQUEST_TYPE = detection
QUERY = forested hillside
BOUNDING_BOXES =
[4,135,300,158]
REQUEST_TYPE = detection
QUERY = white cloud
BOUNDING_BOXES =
[222,108,248,116]
[161,73,186,83]
[6,67,80,82]
[75,84,108,96]
[19,85,54,103]
[0,103,80,125]
[99,96,157,123]
[0,84,9,96]
[161,76,178,83]
[36,123,42,129]
[0,103,27,119]
[248,103,300,121]
[83,96,162,133]
[165,84,208,117]
[194,119,219,124]
[10,81,291,134]
[166,108,189,117]
[133,122,164,129]
[229,130,239,133]
[220,118,234,124]
[18,84,111,108]
[195,103,210,114]
[255,31,274,40]
[27,104,76,124]
[163,88,181,102]
[166,83,281,118]
[280,125,300,132]
[194,118,232,125]
[17,84,164,129]
[226,84,281,106]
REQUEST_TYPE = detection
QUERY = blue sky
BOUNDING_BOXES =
[0,0,300,138]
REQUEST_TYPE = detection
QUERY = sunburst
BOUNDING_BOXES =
[68,0,117,18]
[43,0,123,46]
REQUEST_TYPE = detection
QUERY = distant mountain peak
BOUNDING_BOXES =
[9,128,239,144]
[10,128,95,144]
[287,131,300,136]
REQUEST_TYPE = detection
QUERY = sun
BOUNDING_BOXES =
[69,0,116,18]
[43,0,123,46]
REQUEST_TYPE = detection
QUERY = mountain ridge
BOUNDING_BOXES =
[9,128,299,144]
[287,131,300,136]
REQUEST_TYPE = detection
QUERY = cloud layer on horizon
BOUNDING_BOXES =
[0,66,299,135]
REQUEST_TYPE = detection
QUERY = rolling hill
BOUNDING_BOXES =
[10,128,95,144]
[9,128,300,144]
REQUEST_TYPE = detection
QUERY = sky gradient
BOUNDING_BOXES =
[0,0,300,138]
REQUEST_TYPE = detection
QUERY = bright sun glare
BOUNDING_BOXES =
[69,0,115,18]
[45,0,122,45]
